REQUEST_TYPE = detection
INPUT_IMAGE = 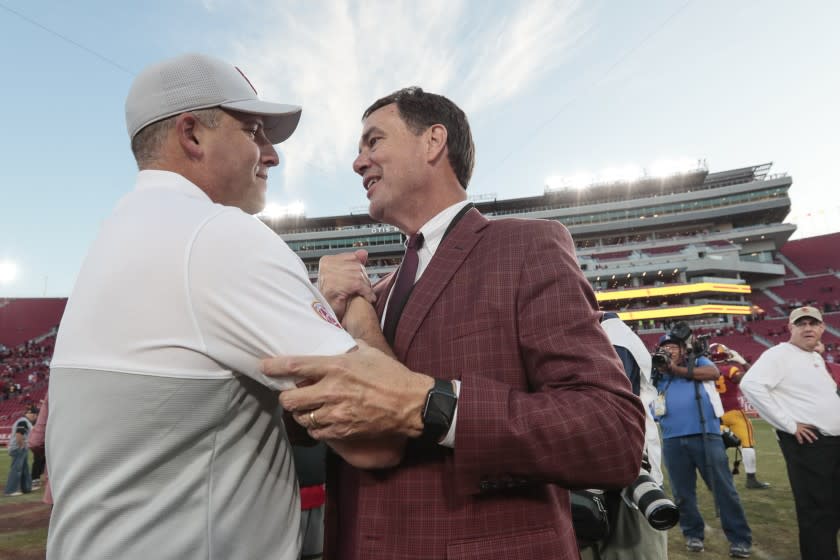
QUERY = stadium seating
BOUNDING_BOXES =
[767,274,840,311]
[0,298,66,347]
[0,302,61,439]
[596,250,633,261]
[749,290,786,318]
[643,244,686,255]
[780,232,840,275]
[639,332,663,350]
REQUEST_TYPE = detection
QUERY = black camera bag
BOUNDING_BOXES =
[571,489,612,544]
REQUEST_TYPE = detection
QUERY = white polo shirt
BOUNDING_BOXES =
[741,342,840,436]
[47,171,355,560]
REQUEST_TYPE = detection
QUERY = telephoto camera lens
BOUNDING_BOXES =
[625,473,680,530]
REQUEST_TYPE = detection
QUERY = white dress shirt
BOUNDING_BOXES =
[383,200,471,447]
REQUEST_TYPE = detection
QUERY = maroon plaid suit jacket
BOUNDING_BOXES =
[325,208,645,560]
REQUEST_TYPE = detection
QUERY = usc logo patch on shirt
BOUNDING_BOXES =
[312,301,343,329]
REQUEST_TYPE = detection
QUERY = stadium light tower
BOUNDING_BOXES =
[0,260,17,285]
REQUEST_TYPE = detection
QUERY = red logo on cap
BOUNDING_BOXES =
[235,66,258,95]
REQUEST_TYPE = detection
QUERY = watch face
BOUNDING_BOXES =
[422,381,457,441]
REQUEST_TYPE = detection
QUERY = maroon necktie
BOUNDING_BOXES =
[383,233,424,345]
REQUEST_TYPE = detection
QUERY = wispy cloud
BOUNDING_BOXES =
[224,0,586,202]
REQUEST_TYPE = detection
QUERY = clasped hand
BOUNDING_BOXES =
[262,341,431,441]
[317,250,375,321]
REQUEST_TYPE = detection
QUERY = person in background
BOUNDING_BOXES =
[28,396,52,504]
[741,306,840,560]
[4,405,38,497]
[709,342,771,489]
[653,335,752,558]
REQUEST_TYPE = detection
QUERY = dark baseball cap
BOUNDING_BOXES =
[658,334,686,348]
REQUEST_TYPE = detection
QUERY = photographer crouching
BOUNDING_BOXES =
[653,327,753,558]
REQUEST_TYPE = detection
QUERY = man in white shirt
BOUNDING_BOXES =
[741,306,840,560]
[46,53,389,560]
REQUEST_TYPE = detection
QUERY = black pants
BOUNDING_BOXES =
[31,451,45,481]
[777,430,840,560]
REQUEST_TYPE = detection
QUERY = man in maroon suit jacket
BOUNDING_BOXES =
[265,87,646,559]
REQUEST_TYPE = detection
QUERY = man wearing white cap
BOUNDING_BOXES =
[45,53,387,560]
[741,306,840,560]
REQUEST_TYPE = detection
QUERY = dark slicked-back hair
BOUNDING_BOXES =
[363,87,475,189]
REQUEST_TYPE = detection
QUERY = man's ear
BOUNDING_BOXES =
[174,113,203,160]
[425,123,448,163]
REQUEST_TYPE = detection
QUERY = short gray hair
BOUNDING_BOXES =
[131,108,223,169]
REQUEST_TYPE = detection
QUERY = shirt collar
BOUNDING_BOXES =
[134,170,213,203]
[416,200,470,259]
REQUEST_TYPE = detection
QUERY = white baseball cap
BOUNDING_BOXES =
[789,306,823,323]
[125,53,301,144]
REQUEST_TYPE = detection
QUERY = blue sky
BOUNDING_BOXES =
[1,1,838,297]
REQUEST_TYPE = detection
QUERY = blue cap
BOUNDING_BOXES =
[658,334,685,348]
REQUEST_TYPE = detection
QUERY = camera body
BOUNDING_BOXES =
[652,322,710,378]
[651,350,671,370]
[668,321,710,357]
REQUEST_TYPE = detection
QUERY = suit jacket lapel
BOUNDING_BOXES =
[392,208,489,358]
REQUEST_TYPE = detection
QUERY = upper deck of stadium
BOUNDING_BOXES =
[265,161,789,235]
[262,161,794,304]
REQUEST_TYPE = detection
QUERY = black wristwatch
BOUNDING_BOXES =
[421,378,458,442]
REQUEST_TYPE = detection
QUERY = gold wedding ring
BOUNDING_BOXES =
[309,410,320,429]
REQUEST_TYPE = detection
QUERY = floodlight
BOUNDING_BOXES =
[260,201,305,218]
[0,260,17,284]
[602,165,643,184]
[545,176,564,191]
[568,172,593,190]
[545,172,593,191]
[649,157,698,178]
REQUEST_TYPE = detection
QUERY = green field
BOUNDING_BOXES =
[0,419,823,559]
[662,419,801,559]
[0,450,49,560]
